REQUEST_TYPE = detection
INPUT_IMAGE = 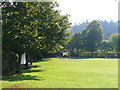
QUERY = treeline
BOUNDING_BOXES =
[2,2,71,76]
[68,20,118,40]
[65,20,120,58]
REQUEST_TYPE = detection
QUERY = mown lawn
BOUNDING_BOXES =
[2,58,118,88]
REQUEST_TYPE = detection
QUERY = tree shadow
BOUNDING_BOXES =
[3,66,44,82]
[2,59,50,82]
[39,59,49,62]
[30,65,40,68]
[69,57,92,59]
[4,74,44,82]
[22,70,43,73]
[33,59,49,63]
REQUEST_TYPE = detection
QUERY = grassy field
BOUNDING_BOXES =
[2,58,118,88]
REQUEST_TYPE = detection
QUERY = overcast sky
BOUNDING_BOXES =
[54,0,118,26]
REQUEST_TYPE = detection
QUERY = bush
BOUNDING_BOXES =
[95,52,119,58]
[2,52,17,76]
[79,52,93,58]
[78,52,119,58]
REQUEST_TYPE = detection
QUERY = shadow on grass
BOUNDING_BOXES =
[70,57,92,59]
[22,70,43,73]
[2,59,52,82]
[5,74,44,81]
[3,69,44,81]
[60,57,92,59]
[33,59,49,63]
[30,65,40,68]
[3,65,44,82]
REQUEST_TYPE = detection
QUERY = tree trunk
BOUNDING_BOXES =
[92,51,94,58]
[25,53,29,69]
[29,53,32,65]
[30,61,32,65]
[30,59,32,65]
[16,53,21,73]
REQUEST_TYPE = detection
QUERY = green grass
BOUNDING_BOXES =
[2,58,118,88]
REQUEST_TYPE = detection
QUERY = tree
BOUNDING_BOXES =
[81,20,103,57]
[2,2,71,74]
[66,32,83,56]
[67,20,118,40]
[108,33,120,52]
[2,2,45,72]
[97,40,112,52]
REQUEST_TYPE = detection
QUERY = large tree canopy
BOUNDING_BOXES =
[2,2,71,74]
[2,2,71,54]
[66,20,103,57]
[81,20,103,53]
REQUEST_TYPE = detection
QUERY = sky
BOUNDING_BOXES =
[54,0,118,26]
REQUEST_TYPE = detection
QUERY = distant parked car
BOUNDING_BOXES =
[62,52,71,58]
